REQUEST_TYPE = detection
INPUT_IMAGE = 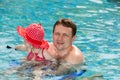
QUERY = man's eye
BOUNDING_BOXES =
[63,34,68,37]
[55,33,59,36]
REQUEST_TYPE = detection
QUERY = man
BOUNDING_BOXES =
[45,18,85,76]
[48,18,84,64]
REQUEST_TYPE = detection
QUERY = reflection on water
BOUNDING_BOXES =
[107,0,120,6]
[107,0,120,3]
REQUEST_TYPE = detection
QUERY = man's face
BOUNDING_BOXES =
[53,24,75,51]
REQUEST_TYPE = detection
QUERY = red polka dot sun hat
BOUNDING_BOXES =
[17,23,49,49]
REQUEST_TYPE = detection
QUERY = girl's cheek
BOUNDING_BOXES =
[24,40,31,50]
[24,41,31,48]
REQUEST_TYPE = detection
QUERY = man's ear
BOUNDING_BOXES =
[72,36,76,41]
[52,33,54,39]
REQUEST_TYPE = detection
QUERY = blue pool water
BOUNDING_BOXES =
[0,0,120,80]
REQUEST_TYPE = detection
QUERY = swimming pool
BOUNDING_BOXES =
[0,0,120,80]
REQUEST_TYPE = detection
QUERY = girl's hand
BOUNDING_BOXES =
[6,45,12,49]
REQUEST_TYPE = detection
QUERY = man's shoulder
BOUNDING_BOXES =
[72,45,84,64]
[48,42,53,46]
[72,45,82,54]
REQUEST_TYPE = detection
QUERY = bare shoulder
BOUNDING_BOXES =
[46,42,56,58]
[72,45,84,64]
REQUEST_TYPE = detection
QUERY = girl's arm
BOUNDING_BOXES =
[15,44,27,51]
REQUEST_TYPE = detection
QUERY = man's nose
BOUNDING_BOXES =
[57,35,63,41]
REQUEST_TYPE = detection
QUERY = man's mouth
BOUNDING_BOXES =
[57,42,64,45]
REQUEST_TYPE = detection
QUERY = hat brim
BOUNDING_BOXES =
[17,26,26,37]
[17,26,49,49]
[28,40,49,49]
